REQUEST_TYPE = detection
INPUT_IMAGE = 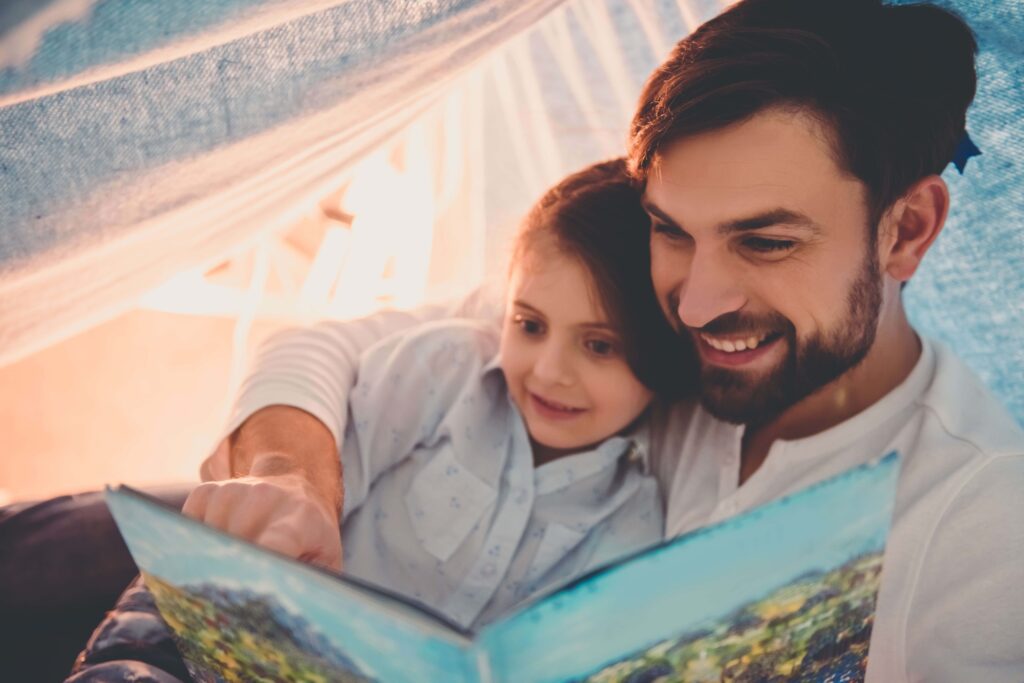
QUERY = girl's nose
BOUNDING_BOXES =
[531,341,574,386]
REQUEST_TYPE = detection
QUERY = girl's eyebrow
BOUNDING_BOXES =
[512,300,545,317]
[578,322,617,332]
[514,300,616,332]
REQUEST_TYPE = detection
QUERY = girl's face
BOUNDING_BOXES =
[499,243,654,459]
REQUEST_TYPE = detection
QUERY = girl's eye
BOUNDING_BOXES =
[584,338,618,358]
[514,315,544,336]
[744,237,796,253]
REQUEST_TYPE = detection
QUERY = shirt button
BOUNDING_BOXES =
[481,562,497,578]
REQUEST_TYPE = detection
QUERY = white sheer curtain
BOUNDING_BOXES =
[5,0,1018,501]
[1,0,739,501]
[0,0,729,375]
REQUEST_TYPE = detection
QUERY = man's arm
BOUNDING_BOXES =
[228,305,460,446]
[183,406,343,569]
[184,288,502,571]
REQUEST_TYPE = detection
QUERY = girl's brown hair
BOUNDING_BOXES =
[512,158,697,401]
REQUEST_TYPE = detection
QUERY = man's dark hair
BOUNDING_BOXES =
[629,0,977,225]
[513,158,698,401]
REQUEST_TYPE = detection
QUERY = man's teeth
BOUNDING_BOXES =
[701,332,770,353]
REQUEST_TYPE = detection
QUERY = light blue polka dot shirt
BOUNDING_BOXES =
[339,319,664,631]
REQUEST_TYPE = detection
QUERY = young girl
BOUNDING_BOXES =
[338,159,695,630]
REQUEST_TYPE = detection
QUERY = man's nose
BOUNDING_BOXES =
[675,250,747,329]
[532,341,574,385]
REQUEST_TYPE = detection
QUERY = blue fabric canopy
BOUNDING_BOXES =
[0,0,1021,423]
[0,0,567,362]
[898,0,1023,424]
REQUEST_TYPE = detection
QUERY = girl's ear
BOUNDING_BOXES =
[878,175,950,282]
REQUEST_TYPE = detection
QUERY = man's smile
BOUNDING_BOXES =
[700,331,772,353]
[694,330,784,369]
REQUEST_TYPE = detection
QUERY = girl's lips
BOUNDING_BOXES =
[529,392,585,420]
[697,333,783,368]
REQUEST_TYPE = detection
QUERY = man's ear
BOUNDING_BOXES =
[879,175,950,282]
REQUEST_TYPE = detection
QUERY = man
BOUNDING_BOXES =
[185,0,1023,680]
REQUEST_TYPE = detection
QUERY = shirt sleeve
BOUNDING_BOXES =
[224,284,503,446]
[340,321,501,516]
[904,453,1024,682]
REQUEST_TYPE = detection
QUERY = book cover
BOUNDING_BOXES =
[106,451,900,683]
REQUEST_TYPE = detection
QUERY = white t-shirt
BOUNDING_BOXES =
[228,308,1024,682]
[645,338,1024,682]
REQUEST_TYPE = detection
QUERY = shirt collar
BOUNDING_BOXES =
[482,351,503,377]
[710,335,937,458]
[787,336,935,453]
[534,433,650,495]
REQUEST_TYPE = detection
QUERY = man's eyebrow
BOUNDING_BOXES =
[640,198,679,227]
[718,209,822,236]
[641,200,821,237]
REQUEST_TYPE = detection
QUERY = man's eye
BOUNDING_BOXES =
[514,315,544,335]
[744,237,796,253]
[584,338,618,357]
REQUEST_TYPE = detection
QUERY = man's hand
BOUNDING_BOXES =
[183,470,342,572]
[182,406,344,572]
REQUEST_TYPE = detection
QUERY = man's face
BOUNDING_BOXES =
[643,108,884,424]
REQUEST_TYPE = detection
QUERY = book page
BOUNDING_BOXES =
[477,453,900,683]
[107,488,481,683]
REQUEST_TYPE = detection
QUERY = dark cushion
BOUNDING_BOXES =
[65,661,186,683]
[71,578,190,683]
[0,484,193,682]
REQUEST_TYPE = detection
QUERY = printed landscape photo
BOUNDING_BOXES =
[108,454,900,683]
[578,552,882,683]
[145,571,376,683]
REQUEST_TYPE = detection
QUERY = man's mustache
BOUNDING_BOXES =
[667,297,791,338]
[697,311,791,337]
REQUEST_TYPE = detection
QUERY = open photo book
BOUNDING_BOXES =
[106,451,900,683]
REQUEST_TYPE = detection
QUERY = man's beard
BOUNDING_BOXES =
[693,251,883,425]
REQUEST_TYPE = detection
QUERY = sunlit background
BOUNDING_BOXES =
[3,0,1022,504]
[1,0,729,502]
